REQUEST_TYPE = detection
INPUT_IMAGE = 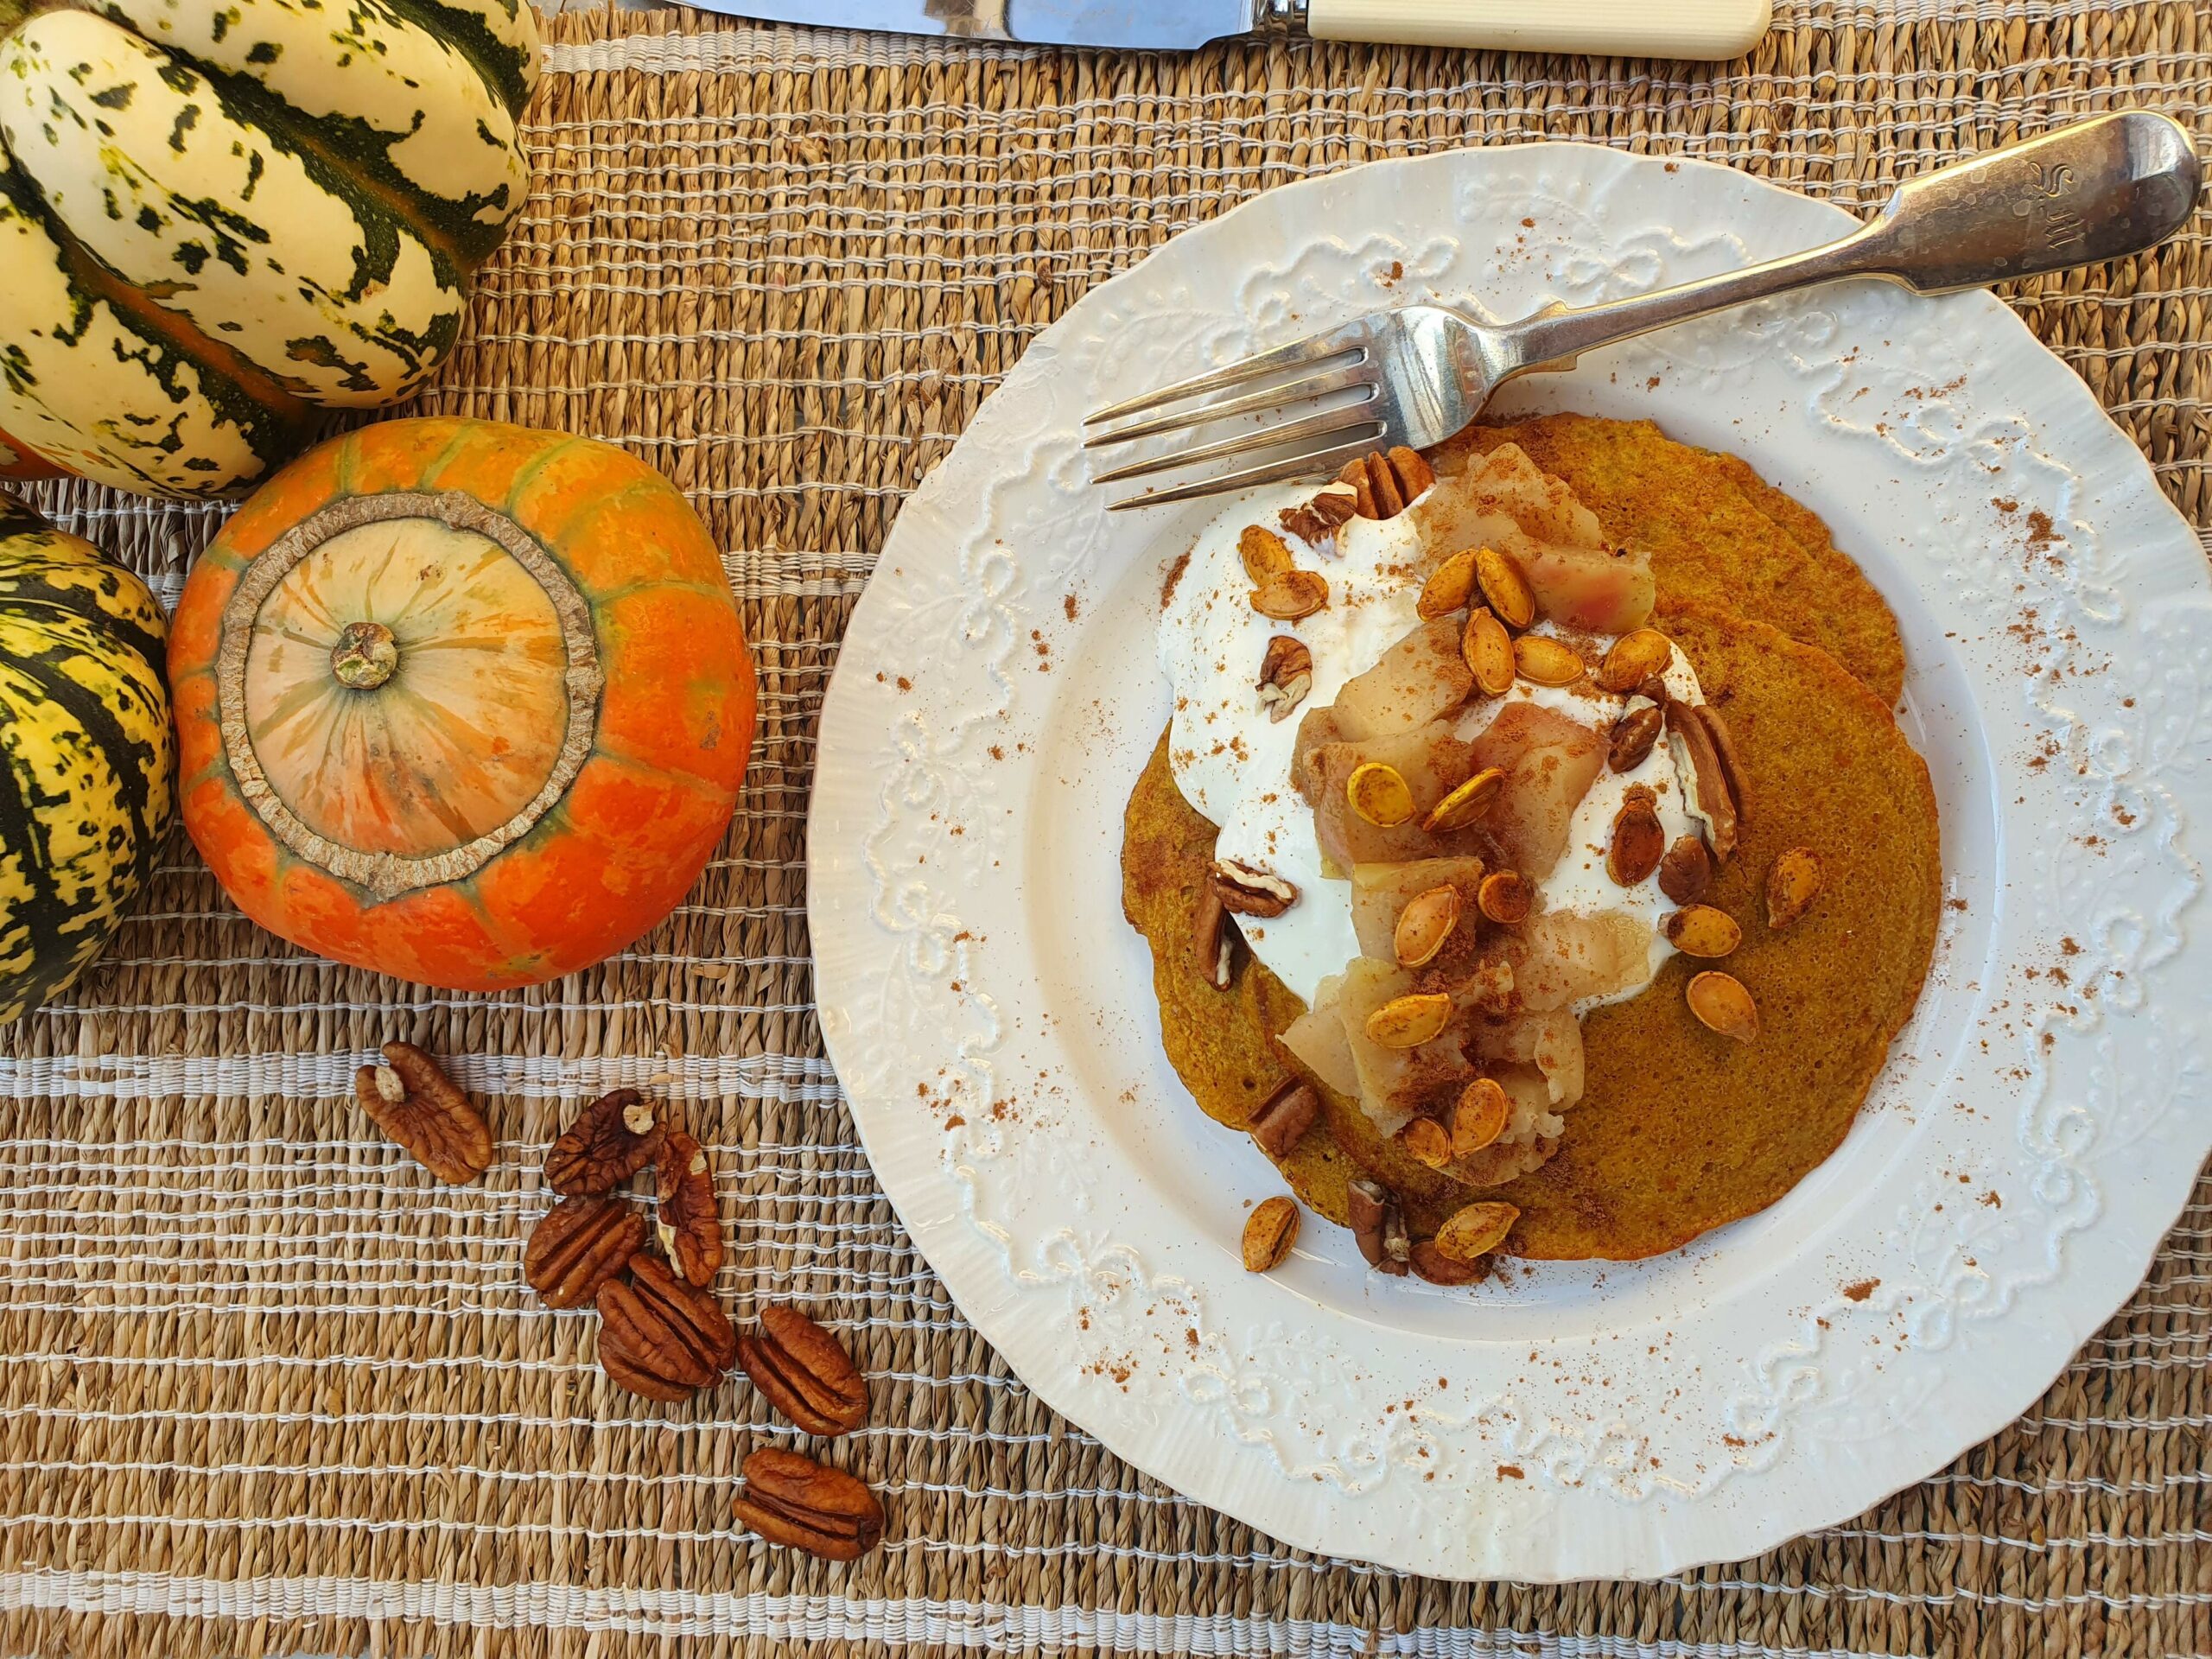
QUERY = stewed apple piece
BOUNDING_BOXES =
[1280,981,1362,1098]
[1412,442,1601,552]
[1513,527,1656,636]
[1290,702,1344,804]
[1461,702,1607,878]
[1495,906,1650,1013]
[1470,1007,1586,1106]
[1410,443,1653,633]
[1329,617,1475,741]
[1491,1064,1566,1148]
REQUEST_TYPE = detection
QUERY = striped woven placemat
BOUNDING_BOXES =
[3,3,2208,1654]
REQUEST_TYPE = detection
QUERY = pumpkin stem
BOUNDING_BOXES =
[331,621,399,690]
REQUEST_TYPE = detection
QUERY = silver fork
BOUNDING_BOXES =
[1084,111,2201,510]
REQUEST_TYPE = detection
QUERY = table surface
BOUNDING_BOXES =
[3,3,2209,1656]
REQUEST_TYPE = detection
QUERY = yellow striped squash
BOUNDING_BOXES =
[0,0,538,500]
[0,490,174,1021]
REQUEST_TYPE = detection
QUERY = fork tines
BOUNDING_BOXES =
[1082,323,1385,510]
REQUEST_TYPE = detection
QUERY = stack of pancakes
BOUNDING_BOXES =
[1121,415,1942,1262]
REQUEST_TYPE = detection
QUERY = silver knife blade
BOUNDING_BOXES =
[662,0,1262,50]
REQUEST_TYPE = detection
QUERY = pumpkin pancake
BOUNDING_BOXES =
[1436,415,1906,705]
[1491,602,1939,1257]
[1122,604,1940,1261]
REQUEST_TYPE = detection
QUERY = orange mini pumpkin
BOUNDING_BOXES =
[168,418,753,990]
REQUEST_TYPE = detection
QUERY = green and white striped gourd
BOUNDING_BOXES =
[0,490,174,1022]
[0,0,538,500]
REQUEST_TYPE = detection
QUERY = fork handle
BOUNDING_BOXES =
[1491,112,2202,383]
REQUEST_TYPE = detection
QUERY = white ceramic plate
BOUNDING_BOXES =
[808,143,2212,1581]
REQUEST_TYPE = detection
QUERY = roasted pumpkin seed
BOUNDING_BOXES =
[1451,1076,1510,1156]
[1477,870,1532,925]
[1686,970,1759,1043]
[1462,607,1516,696]
[1393,885,1461,967]
[1238,524,1294,582]
[1416,549,1478,619]
[1662,904,1742,958]
[1513,633,1586,687]
[1346,761,1415,827]
[1475,546,1536,630]
[1434,1200,1519,1262]
[1242,1196,1300,1271]
[1250,569,1328,620]
[1596,627,1674,693]
[1396,1117,1452,1170]
[1364,992,1454,1049]
[1422,766,1504,833]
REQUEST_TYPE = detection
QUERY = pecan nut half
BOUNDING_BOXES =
[524,1196,646,1310]
[1338,446,1433,518]
[734,1447,885,1562]
[354,1043,493,1185]
[1245,1077,1319,1160]
[1607,702,1663,773]
[596,1253,738,1403]
[1347,1178,1410,1276]
[1279,486,1358,549]
[1656,834,1713,905]
[1410,1238,1485,1286]
[655,1127,723,1287]
[544,1088,664,1198]
[1211,858,1297,918]
[1192,881,1234,992]
[737,1305,870,1436]
[1694,702,1747,816]
[1668,701,1744,861]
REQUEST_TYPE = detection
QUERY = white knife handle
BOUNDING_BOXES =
[1302,0,1771,59]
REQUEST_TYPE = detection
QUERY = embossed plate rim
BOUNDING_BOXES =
[808,141,2212,1580]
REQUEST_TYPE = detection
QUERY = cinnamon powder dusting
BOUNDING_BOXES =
[1161,550,1192,609]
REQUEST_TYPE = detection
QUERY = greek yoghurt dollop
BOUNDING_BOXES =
[1158,480,1706,1013]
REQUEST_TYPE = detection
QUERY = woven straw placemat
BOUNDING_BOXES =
[3,3,2208,1654]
